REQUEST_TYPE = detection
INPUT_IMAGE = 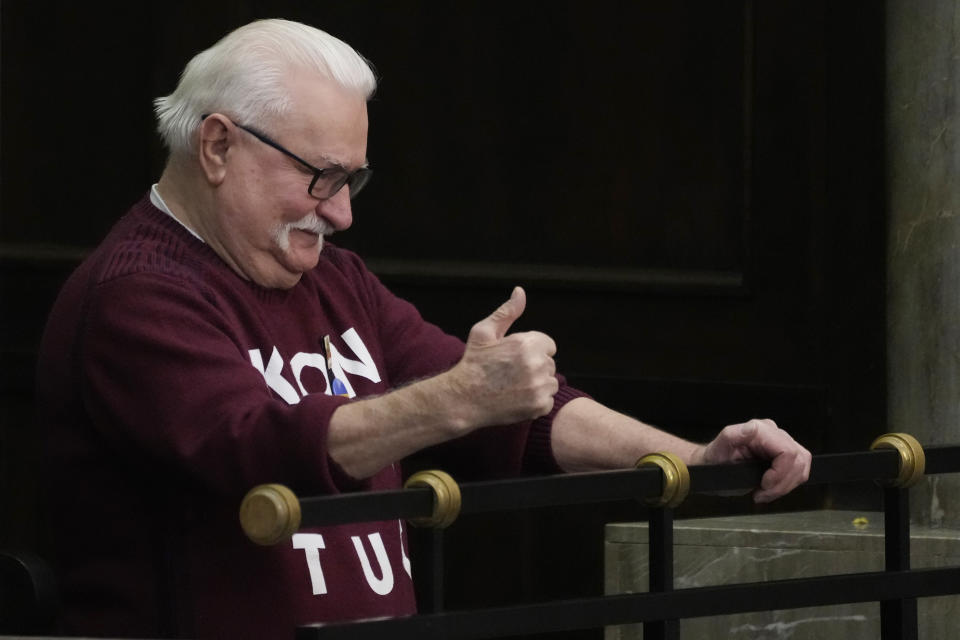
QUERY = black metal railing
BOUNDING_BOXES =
[239,436,960,640]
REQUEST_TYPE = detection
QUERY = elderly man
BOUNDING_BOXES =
[37,18,811,640]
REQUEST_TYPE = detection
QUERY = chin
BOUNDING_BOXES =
[252,252,316,290]
[284,246,323,278]
[253,270,303,290]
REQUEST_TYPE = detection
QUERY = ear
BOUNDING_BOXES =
[197,114,233,186]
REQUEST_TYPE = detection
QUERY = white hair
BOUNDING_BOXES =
[154,19,377,154]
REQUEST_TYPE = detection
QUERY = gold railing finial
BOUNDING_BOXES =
[240,483,302,545]
[404,470,462,528]
[870,432,926,488]
[636,451,691,508]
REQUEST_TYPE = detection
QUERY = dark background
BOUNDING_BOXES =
[1,1,886,637]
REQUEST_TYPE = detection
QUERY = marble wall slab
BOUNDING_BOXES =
[604,510,960,639]
[886,0,960,528]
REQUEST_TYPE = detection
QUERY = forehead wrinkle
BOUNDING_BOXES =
[280,125,364,170]
[281,81,368,171]
[283,89,369,173]
[279,139,361,173]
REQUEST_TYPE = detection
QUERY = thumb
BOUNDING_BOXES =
[468,286,526,346]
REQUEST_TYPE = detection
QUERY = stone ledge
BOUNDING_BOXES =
[604,510,960,639]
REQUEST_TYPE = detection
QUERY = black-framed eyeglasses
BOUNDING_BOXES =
[201,114,371,200]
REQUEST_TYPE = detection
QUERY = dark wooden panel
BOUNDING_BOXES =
[1,2,754,285]
[348,2,751,273]
[0,3,158,245]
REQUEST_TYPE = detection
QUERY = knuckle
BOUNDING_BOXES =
[468,323,491,343]
[519,355,538,375]
[537,395,554,416]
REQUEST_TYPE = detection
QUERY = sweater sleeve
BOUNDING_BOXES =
[78,270,363,499]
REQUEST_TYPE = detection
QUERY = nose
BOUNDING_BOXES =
[316,187,353,232]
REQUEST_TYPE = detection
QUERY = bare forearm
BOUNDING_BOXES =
[552,398,812,502]
[327,372,470,479]
[328,288,560,480]
[326,283,811,503]
[551,397,705,472]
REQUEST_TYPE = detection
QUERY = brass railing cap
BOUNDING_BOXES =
[636,451,691,509]
[870,433,925,488]
[240,483,302,545]
[405,470,461,528]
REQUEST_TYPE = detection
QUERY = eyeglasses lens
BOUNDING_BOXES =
[310,168,372,200]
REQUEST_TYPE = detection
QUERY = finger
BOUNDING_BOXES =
[749,423,793,501]
[530,380,560,419]
[754,449,808,503]
[518,330,557,358]
[730,419,785,460]
[701,421,757,464]
[467,286,526,347]
[728,420,760,447]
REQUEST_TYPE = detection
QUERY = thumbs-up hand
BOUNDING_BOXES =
[467,285,528,347]
[446,287,559,431]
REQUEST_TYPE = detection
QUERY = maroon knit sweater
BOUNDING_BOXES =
[36,195,584,639]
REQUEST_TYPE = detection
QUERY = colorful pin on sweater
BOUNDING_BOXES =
[323,335,351,397]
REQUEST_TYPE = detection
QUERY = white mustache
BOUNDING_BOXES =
[274,213,333,252]
[290,213,332,236]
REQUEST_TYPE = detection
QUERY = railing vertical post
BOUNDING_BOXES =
[404,469,460,616]
[881,487,917,640]
[414,528,446,615]
[871,433,925,640]
[645,507,679,640]
[637,451,689,640]
[431,528,445,614]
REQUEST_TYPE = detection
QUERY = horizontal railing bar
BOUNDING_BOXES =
[298,468,664,526]
[686,460,764,493]
[300,488,435,527]
[296,566,960,640]
[807,449,900,484]
[924,444,960,474]
[685,450,903,493]
[294,445,960,528]
[458,467,663,513]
